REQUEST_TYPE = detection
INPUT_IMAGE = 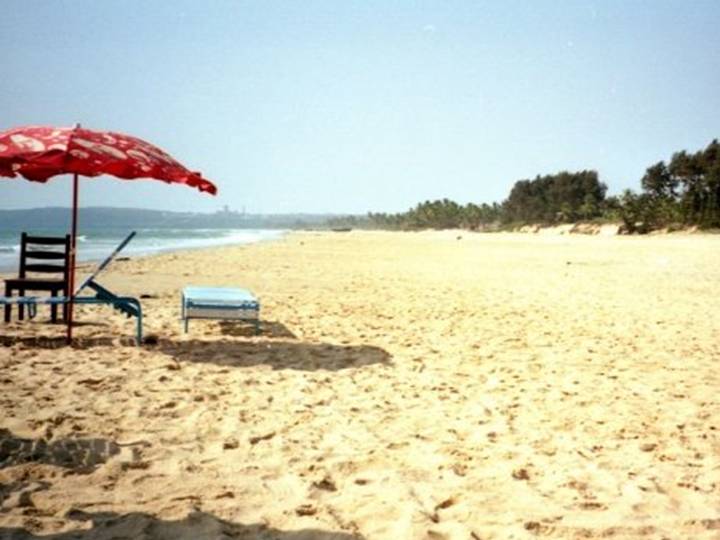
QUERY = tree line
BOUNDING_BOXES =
[325,139,720,233]
[618,139,720,232]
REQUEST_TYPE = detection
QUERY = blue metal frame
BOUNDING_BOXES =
[181,287,260,335]
[0,294,143,344]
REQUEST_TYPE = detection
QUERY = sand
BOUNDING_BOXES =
[1,230,719,539]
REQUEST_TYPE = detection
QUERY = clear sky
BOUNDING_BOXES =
[1,0,719,214]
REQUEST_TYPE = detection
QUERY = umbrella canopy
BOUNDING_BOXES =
[0,124,218,343]
[0,125,216,194]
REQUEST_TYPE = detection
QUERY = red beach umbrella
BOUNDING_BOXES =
[0,124,218,343]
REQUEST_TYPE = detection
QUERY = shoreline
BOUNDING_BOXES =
[4,224,717,275]
[0,228,288,275]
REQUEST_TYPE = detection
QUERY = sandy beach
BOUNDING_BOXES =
[1,230,719,539]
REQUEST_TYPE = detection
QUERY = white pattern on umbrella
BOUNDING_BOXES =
[10,134,45,152]
[74,138,127,160]
[127,149,151,163]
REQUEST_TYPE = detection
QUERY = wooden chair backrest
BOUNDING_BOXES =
[18,233,71,284]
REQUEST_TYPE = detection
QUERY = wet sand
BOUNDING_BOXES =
[1,230,719,539]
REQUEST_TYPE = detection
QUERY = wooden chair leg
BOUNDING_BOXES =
[51,290,58,323]
[4,284,10,323]
[18,289,24,321]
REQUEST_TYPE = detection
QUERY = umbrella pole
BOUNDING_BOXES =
[66,172,79,345]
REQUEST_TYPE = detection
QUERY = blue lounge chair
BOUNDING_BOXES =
[0,232,143,344]
[181,286,260,334]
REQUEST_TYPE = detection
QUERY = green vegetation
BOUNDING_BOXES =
[367,199,502,231]
[619,139,720,232]
[327,139,720,233]
[503,170,606,224]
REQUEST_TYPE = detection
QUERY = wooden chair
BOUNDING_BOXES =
[4,233,71,323]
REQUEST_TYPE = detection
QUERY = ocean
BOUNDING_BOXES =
[0,228,286,272]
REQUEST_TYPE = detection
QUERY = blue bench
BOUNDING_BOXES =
[181,286,260,334]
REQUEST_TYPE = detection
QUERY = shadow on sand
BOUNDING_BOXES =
[0,509,365,539]
[0,335,128,348]
[158,339,392,371]
[0,429,149,510]
[0,333,392,371]
[0,428,144,474]
[219,319,297,339]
